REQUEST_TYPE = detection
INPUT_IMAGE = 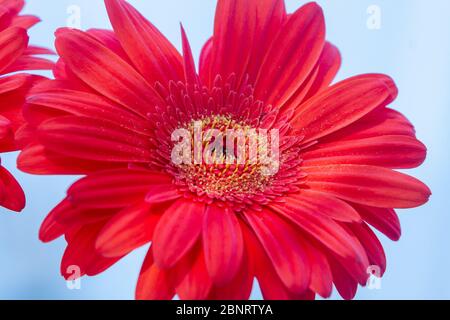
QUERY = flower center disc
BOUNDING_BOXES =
[171,115,274,201]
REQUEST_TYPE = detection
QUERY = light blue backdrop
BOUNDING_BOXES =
[0,0,448,300]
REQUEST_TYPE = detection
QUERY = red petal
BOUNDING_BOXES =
[0,75,41,143]
[54,27,163,117]
[145,184,180,204]
[18,143,119,175]
[245,209,310,294]
[202,205,244,286]
[11,15,40,29]
[0,115,11,139]
[67,169,171,209]
[0,164,25,212]
[199,37,212,85]
[303,41,341,100]
[209,0,257,86]
[303,135,427,169]
[87,28,131,63]
[350,222,386,275]
[61,223,122,279]
[246,0,286,83]
[180,24,199,86]
[104,0,183,84]
[292,74,398,144]
[23,45,54,55]
[306,242,333,298]
[329,256,358,300]
[96,203,161,258]
[207,253,253,300]
[270,202,369,269]
[37,115,152,163]
[0,27,28,73]
[254,3,325,107]
[177,247,212,300]
[0,73,28,94]
[320,108,416,147]
[0,0,24,13]
[25,87,150,135]
[355,204,401,241]
[243,223,306,300]
[3,56,53,73]
[135,249,175,300]
[288,189,362,222]
[152,199,205,268]
[39,199,114,243]
[303,164,431,208]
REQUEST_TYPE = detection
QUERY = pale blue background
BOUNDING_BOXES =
[0,0,448,300]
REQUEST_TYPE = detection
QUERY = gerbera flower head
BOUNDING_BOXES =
[0,0,53,211]
[21,0,431,299]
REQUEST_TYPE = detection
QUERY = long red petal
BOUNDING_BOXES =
[55,27,163,118]
[350,222,386,275]
[288,189,362,222]
[303,41,341,100]
[292,74,398,143]
[135,249,175,300]
[0,165,25,212]
[245,209,310,294]
[203,205,244,286]
[96,203,161,257]
[67,168,171,209]
[37,116,153,163]
[0,27,28,73]
[180,24,200,86]
[177,247,212,300]
[270,202,369,270]
[355,204,402,241]
[104,0,183,85]
[303,164,431,208]
[61,223,122,279]
[254,3,325,107]
[209,0,257,87]
[246,0,286,83]
[152,199,205,268]
[303,135,427,169]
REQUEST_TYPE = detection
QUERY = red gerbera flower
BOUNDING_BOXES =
[20,0,430,299]
[0,0,52,211]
